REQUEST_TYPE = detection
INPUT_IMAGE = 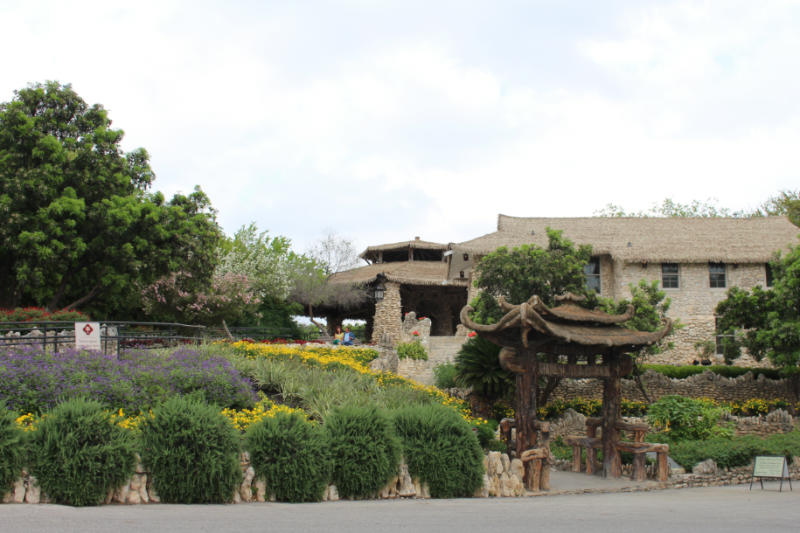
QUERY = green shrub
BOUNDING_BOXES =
[647,395,731,442]
[0,403,27,494]
[433,362,458,389]
[324,406,400,499]
[471,418,497,449]
[393,404,484,498]
[139,395,241,503]
[397,341,428,360]
[28,398,136,506]
[668,431,800,471]
[454,336,513,404]
[245,411,330,502]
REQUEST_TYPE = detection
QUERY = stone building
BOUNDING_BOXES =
[327,215,798,366]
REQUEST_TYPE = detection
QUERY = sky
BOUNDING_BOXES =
[2,0,799,255]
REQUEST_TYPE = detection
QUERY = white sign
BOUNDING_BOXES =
[75,322,101,351]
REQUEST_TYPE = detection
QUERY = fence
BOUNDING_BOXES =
[0,321,210,356]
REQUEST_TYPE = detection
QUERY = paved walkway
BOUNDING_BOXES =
[541,469,663,495]
[2,484,797,533]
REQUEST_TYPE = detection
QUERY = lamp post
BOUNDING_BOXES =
[372,282,385,301]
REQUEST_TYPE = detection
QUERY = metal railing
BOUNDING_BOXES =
[0,321,209,356]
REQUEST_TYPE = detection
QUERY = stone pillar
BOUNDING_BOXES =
[371,282,402,345]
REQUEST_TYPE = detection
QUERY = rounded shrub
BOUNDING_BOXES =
[139,395,241,503]
[28,398,136,506]
[245,410,330,502]
[324,405,400,499]
[648,395,729,442]
[0,403,27,494]
[393,404,484,498]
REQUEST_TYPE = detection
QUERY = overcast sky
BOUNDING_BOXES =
[2,1,799,254]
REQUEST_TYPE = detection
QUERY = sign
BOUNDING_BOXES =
[750,455,792,491]
[75,322,101,351]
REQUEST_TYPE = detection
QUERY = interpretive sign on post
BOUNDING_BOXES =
[75,322,101,351]
[750,455,792,491]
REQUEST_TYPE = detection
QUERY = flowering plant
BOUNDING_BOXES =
[467,331,477,338]
[411,330,419,336]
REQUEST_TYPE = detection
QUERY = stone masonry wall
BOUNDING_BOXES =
[613,262,770,367]
[2,451,526,504]
[551,370,796,404]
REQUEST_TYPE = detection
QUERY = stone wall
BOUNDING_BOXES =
[613,262,770,367]
[2,451,526,504]
[551,370,796,404]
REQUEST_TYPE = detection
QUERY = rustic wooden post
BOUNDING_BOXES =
[601,350,622,478]
[657,449,669,481]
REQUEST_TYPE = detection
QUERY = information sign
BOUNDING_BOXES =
[75,322,101,351]
[750,455,792,491]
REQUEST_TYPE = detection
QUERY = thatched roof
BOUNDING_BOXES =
[456,214,798,263]
[360,238,448,260]
[328,261,468,287]
[460,294,672,352]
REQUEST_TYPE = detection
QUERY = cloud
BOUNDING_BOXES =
[2,0,798,255]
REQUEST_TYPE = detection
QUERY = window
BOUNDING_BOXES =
[584,258,601,293]
[661,263,679,289]
[709,263,726,288]
[766,263,774,287]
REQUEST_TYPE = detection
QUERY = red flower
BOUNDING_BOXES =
[467,331,477,338]
[412,330,419,336]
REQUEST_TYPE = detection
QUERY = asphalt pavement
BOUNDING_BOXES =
[1,482,797,533]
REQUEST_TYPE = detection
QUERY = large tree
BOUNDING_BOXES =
[0,81,221,316]
[715,243,800,371]
[468,228,595,324]
[458,229,595,407]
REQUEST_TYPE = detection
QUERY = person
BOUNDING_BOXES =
[343,327,355,346]
[333,326,344,345]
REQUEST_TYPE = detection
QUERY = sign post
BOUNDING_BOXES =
[750,455,792,492]
[75,322,101,352]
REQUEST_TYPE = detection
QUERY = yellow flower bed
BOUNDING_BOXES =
[232,341,478,422]
[221,397,309,432]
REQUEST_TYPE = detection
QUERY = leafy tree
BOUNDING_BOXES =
[753,189,800,227]
[716,244,800,371]
[468,228,594,324]
[217,223,295,302]
[595,197,749,218]
[0,81,221,316]
[288,255,366,332]
[459,229,594,407]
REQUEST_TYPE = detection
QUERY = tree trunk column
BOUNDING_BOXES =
[371,281,402,345]
[514,361,539,488]
[601,352,622,478]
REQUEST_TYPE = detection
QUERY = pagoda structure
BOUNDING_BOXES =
[460,293,672,486]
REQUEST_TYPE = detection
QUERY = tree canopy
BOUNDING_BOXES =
[468,228,595,324]
[595,192,800,227]
[715,244,800,370]
[0,81,221,316]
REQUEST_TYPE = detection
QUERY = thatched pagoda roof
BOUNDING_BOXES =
[461,294,672,353]
[328,261,468,287]
[360,238,448,260]
[457,215,798,264]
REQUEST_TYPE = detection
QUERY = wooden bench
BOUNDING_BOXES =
[564,418,669,481]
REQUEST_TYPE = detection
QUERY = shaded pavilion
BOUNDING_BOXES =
[460,293,672,486]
